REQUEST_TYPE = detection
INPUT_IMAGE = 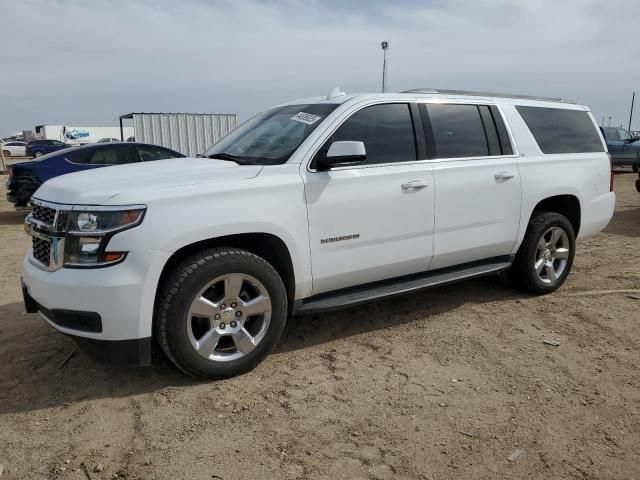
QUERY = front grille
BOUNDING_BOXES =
[32,237,51,266]
[32,202,57,225]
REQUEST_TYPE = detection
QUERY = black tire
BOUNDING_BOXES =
[156,247,287,379]
[508,211,576,294]
[34,151,43,157]
[633,162,638,173]
[2,150,10,157]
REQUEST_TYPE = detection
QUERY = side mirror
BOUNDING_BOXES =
[316,141,366,171]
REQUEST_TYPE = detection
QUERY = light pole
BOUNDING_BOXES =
[628,92,636,132]
[381,41,389,93]
[608,116,612,126]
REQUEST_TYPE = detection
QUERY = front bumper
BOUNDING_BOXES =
[23,280,152,366]
[22,248,170,364]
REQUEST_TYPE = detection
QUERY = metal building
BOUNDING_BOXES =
[119,112,238,156]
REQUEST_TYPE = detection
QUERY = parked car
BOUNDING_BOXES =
[1,140,27,157]
[6,142,184,207]
[26,139,71,158]
[96,137,121,143]
[600,126,640,172]
[21,88,614,378]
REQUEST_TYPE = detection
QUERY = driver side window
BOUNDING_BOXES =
[316,103,416,166]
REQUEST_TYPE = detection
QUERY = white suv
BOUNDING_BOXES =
[21,88,615,378]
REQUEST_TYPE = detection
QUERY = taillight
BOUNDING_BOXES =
[608,153,614,192]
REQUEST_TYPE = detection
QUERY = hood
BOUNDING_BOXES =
[33,157,263,205]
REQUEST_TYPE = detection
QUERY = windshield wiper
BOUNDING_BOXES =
[206,153,251,165]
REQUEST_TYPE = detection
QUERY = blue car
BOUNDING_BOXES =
[6,142,185,207]
[25,139,71,157]
[600,126,640,172]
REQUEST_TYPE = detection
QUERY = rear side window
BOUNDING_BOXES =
[426,104,489,158]
[516,106,604,154]
[67,146,138,165]
[602,127,619,141]
[137,145,180,161]
[327,103,416,165]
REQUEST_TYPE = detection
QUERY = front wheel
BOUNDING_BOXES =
[2,150,10,157]
[33,151,43,157]
[156,248,287,379]
[508,212,576,294]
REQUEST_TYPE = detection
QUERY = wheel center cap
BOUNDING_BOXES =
[221,308,235,323]
[544,249,551,260]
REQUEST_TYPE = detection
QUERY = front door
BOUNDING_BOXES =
[302,103,435,295]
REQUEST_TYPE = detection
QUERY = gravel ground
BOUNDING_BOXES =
[0,172,638,480]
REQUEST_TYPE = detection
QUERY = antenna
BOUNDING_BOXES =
[381,41,389,93]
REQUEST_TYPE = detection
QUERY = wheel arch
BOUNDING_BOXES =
[531,194,581,236]
[153,232,297,323]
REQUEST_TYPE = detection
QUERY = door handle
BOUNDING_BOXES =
[401,180,429,191]
[494,171,515,180]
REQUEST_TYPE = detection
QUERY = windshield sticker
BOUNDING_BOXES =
[291,112,322,125]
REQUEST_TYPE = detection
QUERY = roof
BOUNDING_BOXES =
[402,88,570,103]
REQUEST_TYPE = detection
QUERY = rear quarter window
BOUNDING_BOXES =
[516,106,604,154]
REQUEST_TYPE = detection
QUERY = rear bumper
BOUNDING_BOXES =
[578,191,616,239]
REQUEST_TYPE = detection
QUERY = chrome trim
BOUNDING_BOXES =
[25,198,147,271]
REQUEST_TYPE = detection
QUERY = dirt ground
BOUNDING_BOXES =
[0,172,638,480]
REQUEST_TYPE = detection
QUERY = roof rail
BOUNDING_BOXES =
[402,88,569,103]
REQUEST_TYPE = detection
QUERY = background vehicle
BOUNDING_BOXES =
[21,89,614,379]
[600,126,640,171]
[26,139,70,158]
[1,140,26,157]
[7,142,184,207]
[96,138,121,143]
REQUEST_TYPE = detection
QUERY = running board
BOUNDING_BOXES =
[294,257,512,315]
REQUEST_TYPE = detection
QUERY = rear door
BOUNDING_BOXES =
[603,127,623,161]
[618,128,640,165]
[421,103,521,270]
[302,102,435,295]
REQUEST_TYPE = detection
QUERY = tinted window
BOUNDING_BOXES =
[426,104,489,158]
[603,128,619,141]
[67,146,137,165]
[137,146,180,161]
[516,106,604,154]
[478,106,501,156]
[618,129,631,141]
[326,103,416,165]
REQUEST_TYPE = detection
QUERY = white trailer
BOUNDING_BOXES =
[119,113,237,156]
[34,125,134,145]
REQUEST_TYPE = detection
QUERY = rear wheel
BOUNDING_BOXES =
[2,150,10,157]
[156,248,287,379]
[33,151,43,157]
[508,212,575,294]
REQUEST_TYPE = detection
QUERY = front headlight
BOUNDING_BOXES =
[64,207,145,267]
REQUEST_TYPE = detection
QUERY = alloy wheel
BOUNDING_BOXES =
[534,226,570,284]
[186,273,272,362]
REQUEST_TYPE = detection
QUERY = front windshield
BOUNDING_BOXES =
[203,103,338,165]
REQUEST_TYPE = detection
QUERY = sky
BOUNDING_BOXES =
[1,0,639,137]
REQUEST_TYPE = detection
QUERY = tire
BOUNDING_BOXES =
[2,150,10,157]
[508,212,576,294]
[633,162,638,173]
[156,247,287,379]
[34,151,43,157]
